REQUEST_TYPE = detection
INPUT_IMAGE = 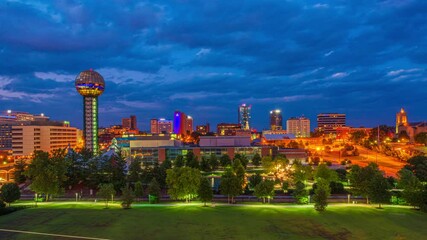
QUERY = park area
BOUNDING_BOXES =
[0,202,426,239]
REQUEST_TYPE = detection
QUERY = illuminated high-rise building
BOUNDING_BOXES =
[270,109,283,130]
[287,116,310,138]
[186,116,193,134]
[396,108,408,134]
[317,113,345,134]
[173,111,187,135]
[122,115,138,131]
[151,118,173,134]
[75,69,105,154]
[238,104,251,130]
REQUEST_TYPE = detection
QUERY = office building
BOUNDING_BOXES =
[396,108,408,134]
[75,69,105,154]
[238,104,251,130]
[151,118,173,134]
[1,111,75,153]
[270,109,283,130]
[122,115,138,131]
[196,124,210,135]
[317,113,346,134]
[287,116,310,138]
[217,123,242,136]
[150,119,159,134]
[173,111,186,135]
[186,116,193,134]
[12,125,77,157]
[173,111,193,135]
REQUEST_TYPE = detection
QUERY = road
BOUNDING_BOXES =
[321,146,405,177]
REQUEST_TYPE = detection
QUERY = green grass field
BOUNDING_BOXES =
[0,202,426,240]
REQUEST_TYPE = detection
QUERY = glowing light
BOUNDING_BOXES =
[41,113,44,117]
[7,110,11,114]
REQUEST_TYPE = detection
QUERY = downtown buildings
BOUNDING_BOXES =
[316,113,346,134]
[238,104,251,131]
[0,110,78,158]
[287,116,310,138]
[270,110,283,130]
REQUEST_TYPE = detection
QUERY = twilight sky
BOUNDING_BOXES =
[0,0,426,131]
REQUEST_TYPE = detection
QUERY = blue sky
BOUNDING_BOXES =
[0,0,426,131]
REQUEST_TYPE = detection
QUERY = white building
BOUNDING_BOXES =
[286,117,310,138]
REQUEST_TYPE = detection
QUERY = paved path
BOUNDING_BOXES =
[0,228,110,240]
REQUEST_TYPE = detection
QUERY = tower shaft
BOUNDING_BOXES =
[83,96,99,154]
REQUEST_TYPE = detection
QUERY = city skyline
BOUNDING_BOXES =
[1,1,427,130]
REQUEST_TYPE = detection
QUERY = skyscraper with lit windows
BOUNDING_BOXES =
[75,69,105,154]
[238,104,251,130]
[270,109,283,130]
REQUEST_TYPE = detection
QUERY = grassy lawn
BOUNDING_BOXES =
[0,202,426,240]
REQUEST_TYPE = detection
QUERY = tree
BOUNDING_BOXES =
[220,168,241,204]
[147,178,161,203]
[88,151,127,192]
[13,159,27,184]
[368,173,391,208]
[134,181,144,201]
[398,130,410,141]
[287,141,299,149]
[397,169,425,209]
[198,177,213,206]
[166,167,201,202]
[313,179,330,211]
[0,183,21,206]
[292,161,312,184]
[120,185,135,209]
[233,159,246,191]
[293,181,308,204]
[220,154,232,167]
[348,163,382,204]
[415,132,427,145]
[200,157,211,172]
[64,149,90,187]
[97,183,116,208]
[314,164,338,183]
[248,173,262,189]
[404,156,427,182]
[209,154,219,171]
[252,153,262,167]
[25,150,68,201]
[127,157,143,183]
[350,130,367,144]
[335,169,347,182]
[174,155,185,168]
[234,154,249,169]
[185,151,199,169]
[156,159,172,188]
[254,180,275,203]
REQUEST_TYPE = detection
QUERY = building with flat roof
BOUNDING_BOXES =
[199,136,251,147]
[287,116,310,138]
[0,110,75,155]
[217,123,241,136]
[12,125,77,157]
[317,113,346,134]
[196,124,210,135]
[151,118,173,134]
[270,110,283,130]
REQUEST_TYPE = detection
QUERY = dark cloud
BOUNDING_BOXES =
[0,0,426,130]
